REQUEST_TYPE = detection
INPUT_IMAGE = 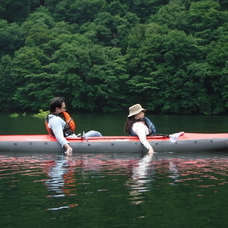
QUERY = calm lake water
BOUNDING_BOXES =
[1,113,228,228]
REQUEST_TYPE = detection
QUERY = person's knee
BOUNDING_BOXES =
[85,130,102,137]
[95,131,102,137]
[92,130,102,137]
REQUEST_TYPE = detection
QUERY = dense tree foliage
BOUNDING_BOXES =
[0,0,228,114]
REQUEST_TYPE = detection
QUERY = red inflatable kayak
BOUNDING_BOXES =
[0,132,228,153]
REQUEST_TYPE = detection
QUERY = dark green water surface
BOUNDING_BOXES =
[1,112,228,135]
[1,113,228,228]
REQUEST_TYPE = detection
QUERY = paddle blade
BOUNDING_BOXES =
[169,131,184,143]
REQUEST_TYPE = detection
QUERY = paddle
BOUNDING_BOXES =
[169,131,184,143]
[82,131,89,142]
[149,132,184,143]
[79,131,183,143]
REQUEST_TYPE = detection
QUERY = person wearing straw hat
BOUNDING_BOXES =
[124,104,156,154]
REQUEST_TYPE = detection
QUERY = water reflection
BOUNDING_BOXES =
[44,154,79,211]
[125,153,154,205]
[168,162,180,185]
[131,153,153,186]
[1,151,228,221]
[45,155,71,197]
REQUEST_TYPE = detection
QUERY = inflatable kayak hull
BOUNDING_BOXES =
[0,133,228,153]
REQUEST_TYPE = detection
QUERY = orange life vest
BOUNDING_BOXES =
[45,112,76,137]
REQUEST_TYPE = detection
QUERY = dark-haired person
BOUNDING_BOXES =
[45,97,102,155]
[124,104,156,155]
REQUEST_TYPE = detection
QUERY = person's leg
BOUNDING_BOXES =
[85,130,102,137]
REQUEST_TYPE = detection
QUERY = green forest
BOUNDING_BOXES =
[1,0,228,114]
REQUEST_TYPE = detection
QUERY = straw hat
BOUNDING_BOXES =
[128,104,146,117]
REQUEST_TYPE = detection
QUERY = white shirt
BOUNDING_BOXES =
[132,121,151,150]
[48,114,70,148]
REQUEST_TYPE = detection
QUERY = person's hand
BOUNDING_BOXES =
[148,147,154,155]
[64,144,73,155]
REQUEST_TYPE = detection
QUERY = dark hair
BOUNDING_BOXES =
[49,97,65,113]
[124,116,135,134]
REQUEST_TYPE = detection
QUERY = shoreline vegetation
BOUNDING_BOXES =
[1,0,228,115]
[9,110,49,118]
